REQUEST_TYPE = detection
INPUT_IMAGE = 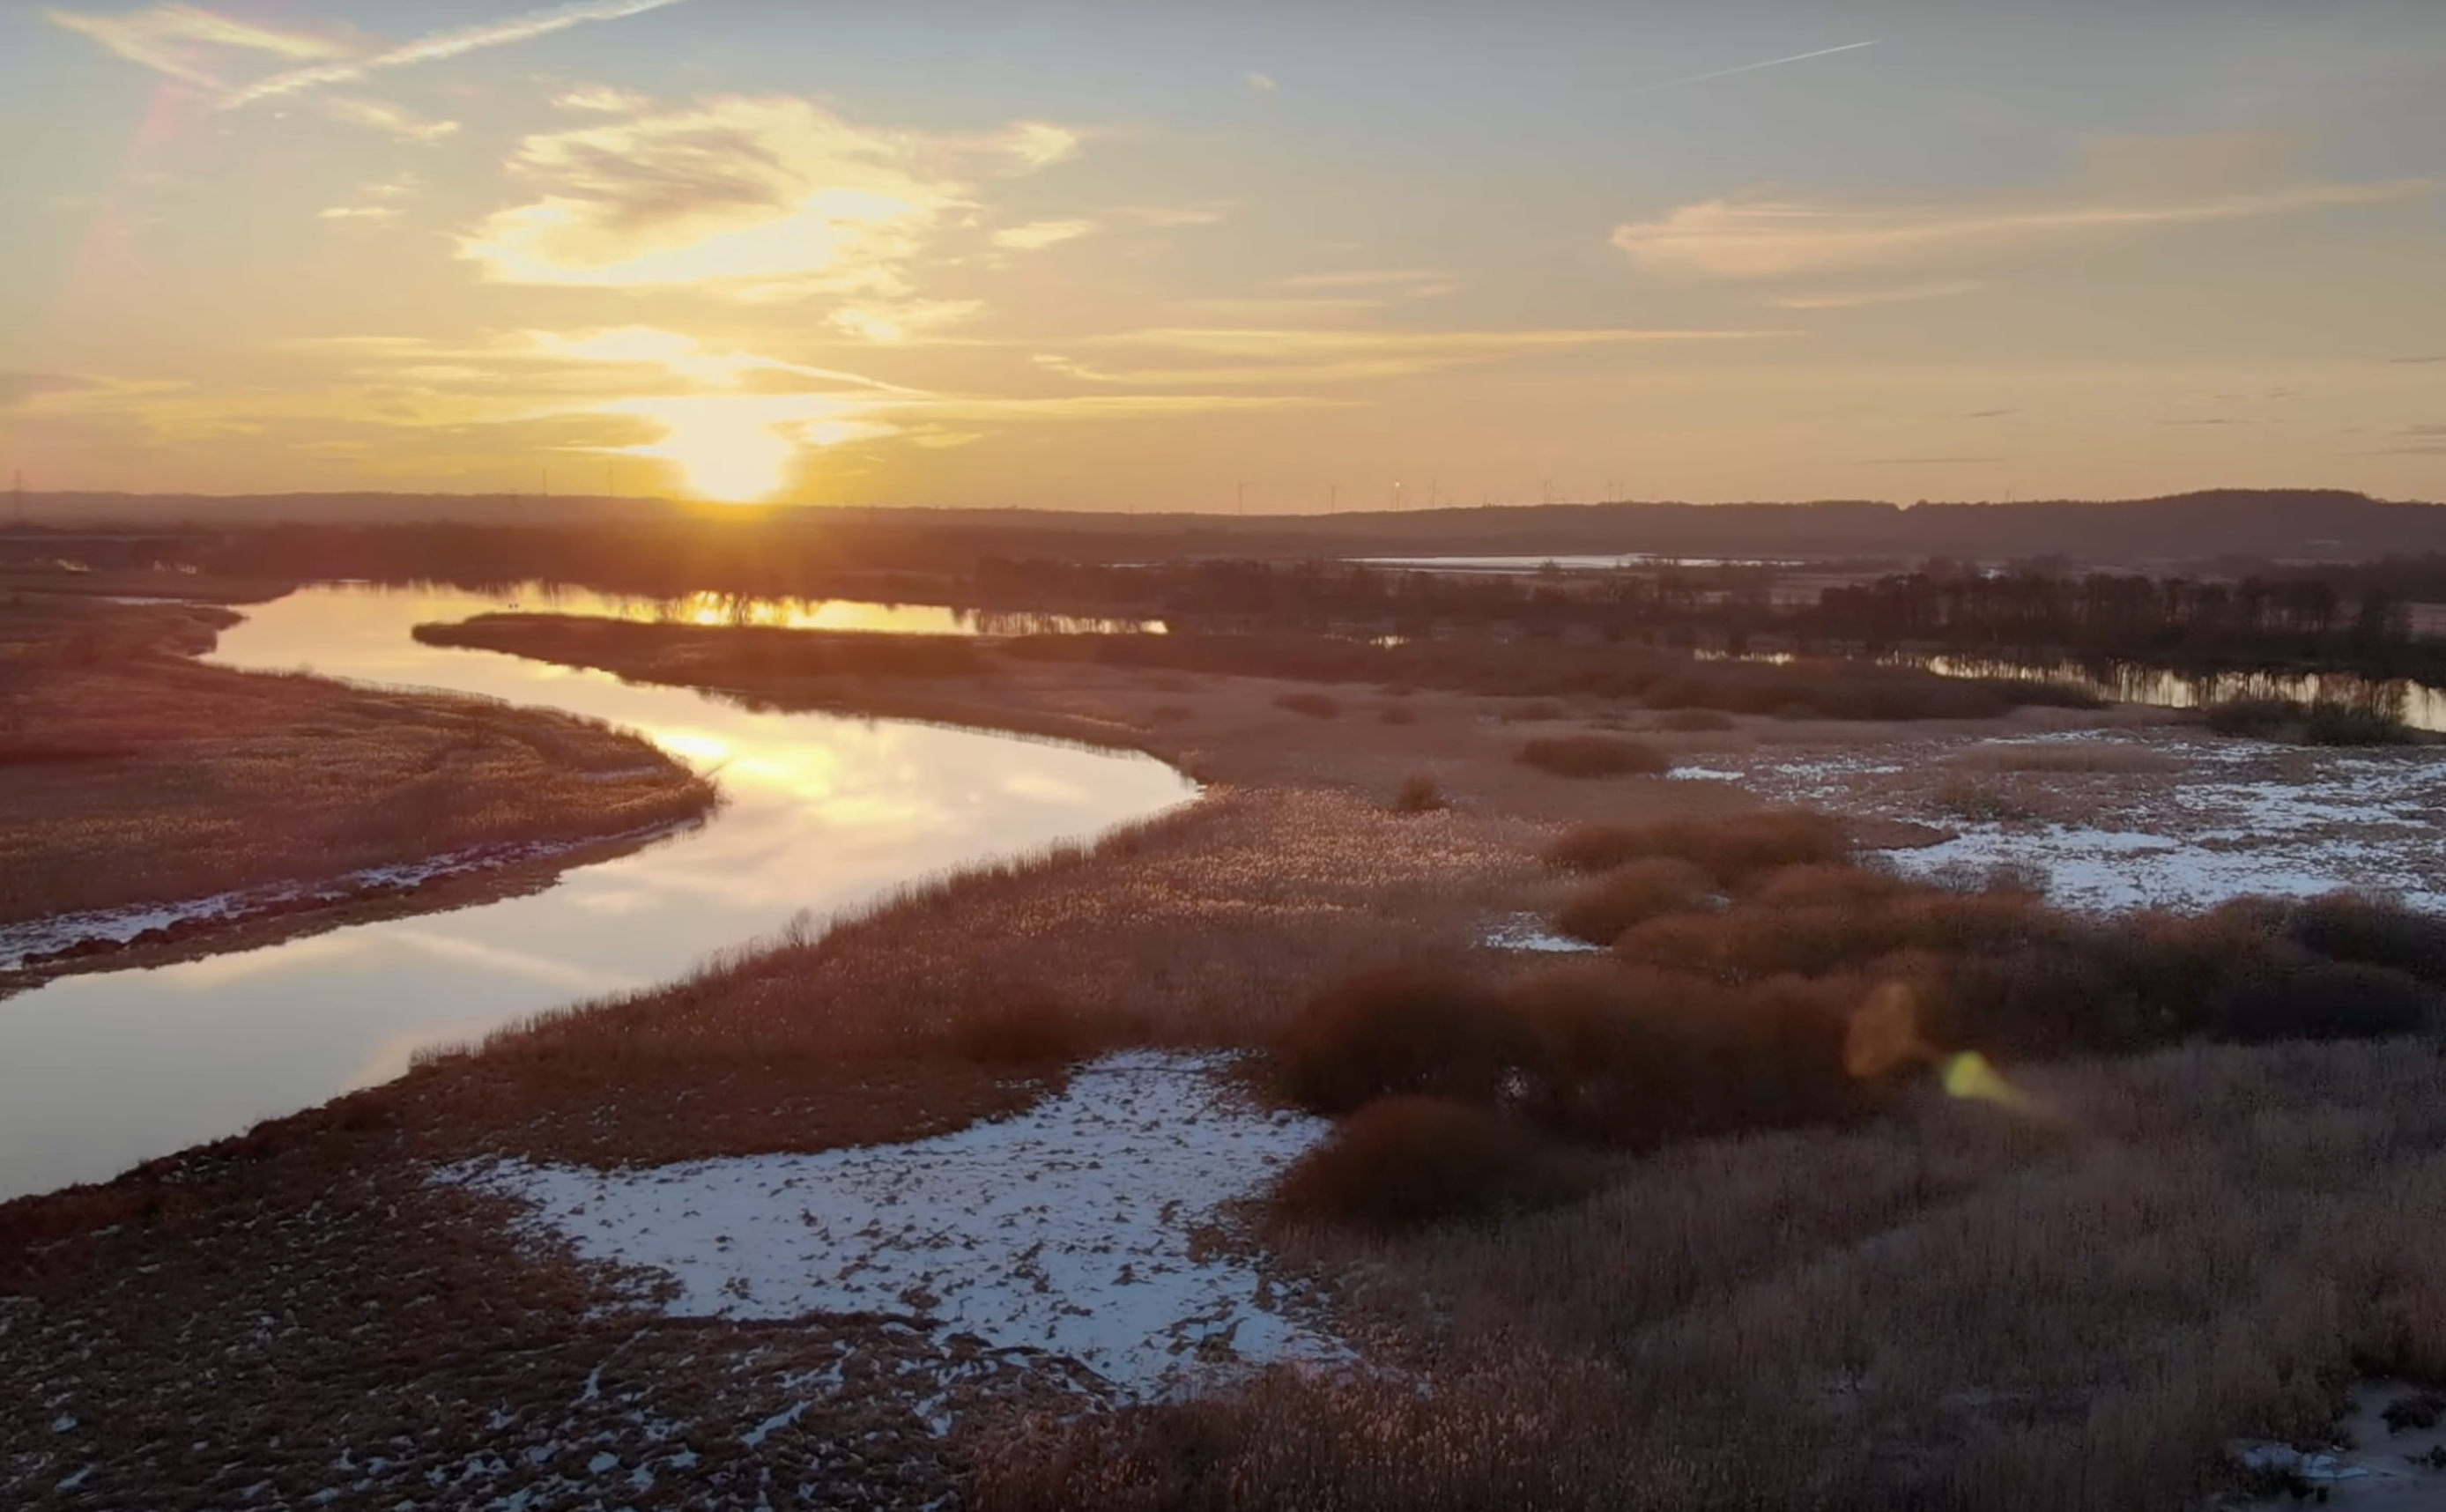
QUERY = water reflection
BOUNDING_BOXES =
[364,580,1164,638]
[1696,645,2446,732]
[0,585,1195,1201]
[1901,652,2446,733]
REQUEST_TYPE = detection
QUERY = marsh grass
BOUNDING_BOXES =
[1545,811,1849,883]
[980,1040,2446,1512]
[1274,691,1343,720]
[1516,734,1671,779]
[0,597,712,925]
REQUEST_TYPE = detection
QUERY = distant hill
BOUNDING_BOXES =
[12,487,2444,567]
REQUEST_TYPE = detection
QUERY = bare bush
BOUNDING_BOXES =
[1516,735,1671,779]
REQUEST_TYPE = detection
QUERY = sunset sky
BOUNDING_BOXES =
[3,0,2442,510]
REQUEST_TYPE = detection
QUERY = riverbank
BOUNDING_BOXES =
[0,595,717,994]
[6,613,2444,1510]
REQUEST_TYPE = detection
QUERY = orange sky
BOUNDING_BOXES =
[3,1,2442,509]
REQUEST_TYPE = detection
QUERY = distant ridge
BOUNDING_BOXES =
[11,487,2443,565]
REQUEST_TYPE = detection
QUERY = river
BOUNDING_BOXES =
[0,584,1196,1202]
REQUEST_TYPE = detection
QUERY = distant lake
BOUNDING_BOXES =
[0,584,1194,1201]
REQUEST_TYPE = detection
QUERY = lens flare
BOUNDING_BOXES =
[1939,1052,2036,1113]
[1844,981,2050,1122]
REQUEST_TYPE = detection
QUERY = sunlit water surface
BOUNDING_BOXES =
[0,585,1194,1201]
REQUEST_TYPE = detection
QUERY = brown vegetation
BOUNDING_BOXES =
[1516,733,1671,778]
[1551,857,1712,945]
[0,596,714,934]
[976,1041,2446,1512]
[1545,811,1851,883]
[1004,632,2102,721]
[1273,691,1342,720]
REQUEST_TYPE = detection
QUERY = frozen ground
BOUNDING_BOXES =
[455,1052,1340,1399]
[0,818,697,971]
[2224,1380,2446,1509]
[1675,730,2446,913]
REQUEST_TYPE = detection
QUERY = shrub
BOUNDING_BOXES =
[945,989,1101,1067]
[1545,811,1849,883]
[1268,1097,1597,1233]
[1379,702,1417,726]
[1745,863,1915,909]
[2203,695,2301,737]
[1516,735,1671,779]
[1931,780,2040,825]
[2302,701,2415,746]
[2267,893,2446,985]
[1502,963,1879,1148]
[1392,773,1447,814]
[1274,691,1342,720]
[2206,960,2440,1043]
[1651,708,1738,733]
[2202,695,2413,746]
[1276,970,1542,1115]
[1553,858,1711,945]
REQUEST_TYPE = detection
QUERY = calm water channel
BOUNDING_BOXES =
[0,585,1195,1201]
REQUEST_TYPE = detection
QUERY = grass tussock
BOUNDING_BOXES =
[2203,694,2419,746]
[1272,691,1342,720]
[1390,773,1446,814]
[1649,707,1738,733]
[1516,734,1671,779]
[1268,1097,1601,1233]
[1545,810,1849,884]
[1945,740,2180,775]
[1551,857,1712,945]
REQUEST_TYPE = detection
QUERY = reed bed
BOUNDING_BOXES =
[0,597,712,924]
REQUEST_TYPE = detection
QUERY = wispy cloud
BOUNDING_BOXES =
[48,4,348,90]
[1858,456,2001,465]
[0,373,99,409]
[1629,40,1878,94]
[1966,409,2017,419]
[1048,326,1783,386]
[1616,174,2435,281]
[991,219,1095,251]
[1246,71,1277,94]
[1275,268,1457,295]
[459,96,961,295]
[222,0,700,107]
[2391,355,2446,365]
[321,96,460,143]
[553,84,652,114]
[1769,279,1985,309]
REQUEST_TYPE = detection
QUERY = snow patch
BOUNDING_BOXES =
[1484,914,1601,954]
[451,1052,1340,1397]
[0,818,700,970]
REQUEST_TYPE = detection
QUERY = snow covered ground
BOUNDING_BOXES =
[1671,731,2446,914]
[453,1052,1340,1399]
[0,819,697,971]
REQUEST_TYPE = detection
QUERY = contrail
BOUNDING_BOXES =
[1630,40,1879,94]
[222,0,701,108]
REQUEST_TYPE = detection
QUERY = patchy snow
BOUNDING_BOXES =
[2227,1380,2446,1509]
[1684,732,2446,915]
[0,818,700,971]
[1484,913,1602,953]
[452,1052,1340,1397]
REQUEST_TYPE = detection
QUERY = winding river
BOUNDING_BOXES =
[0,585,1197,1202]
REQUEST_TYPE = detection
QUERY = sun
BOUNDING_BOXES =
[608,397,804,504]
